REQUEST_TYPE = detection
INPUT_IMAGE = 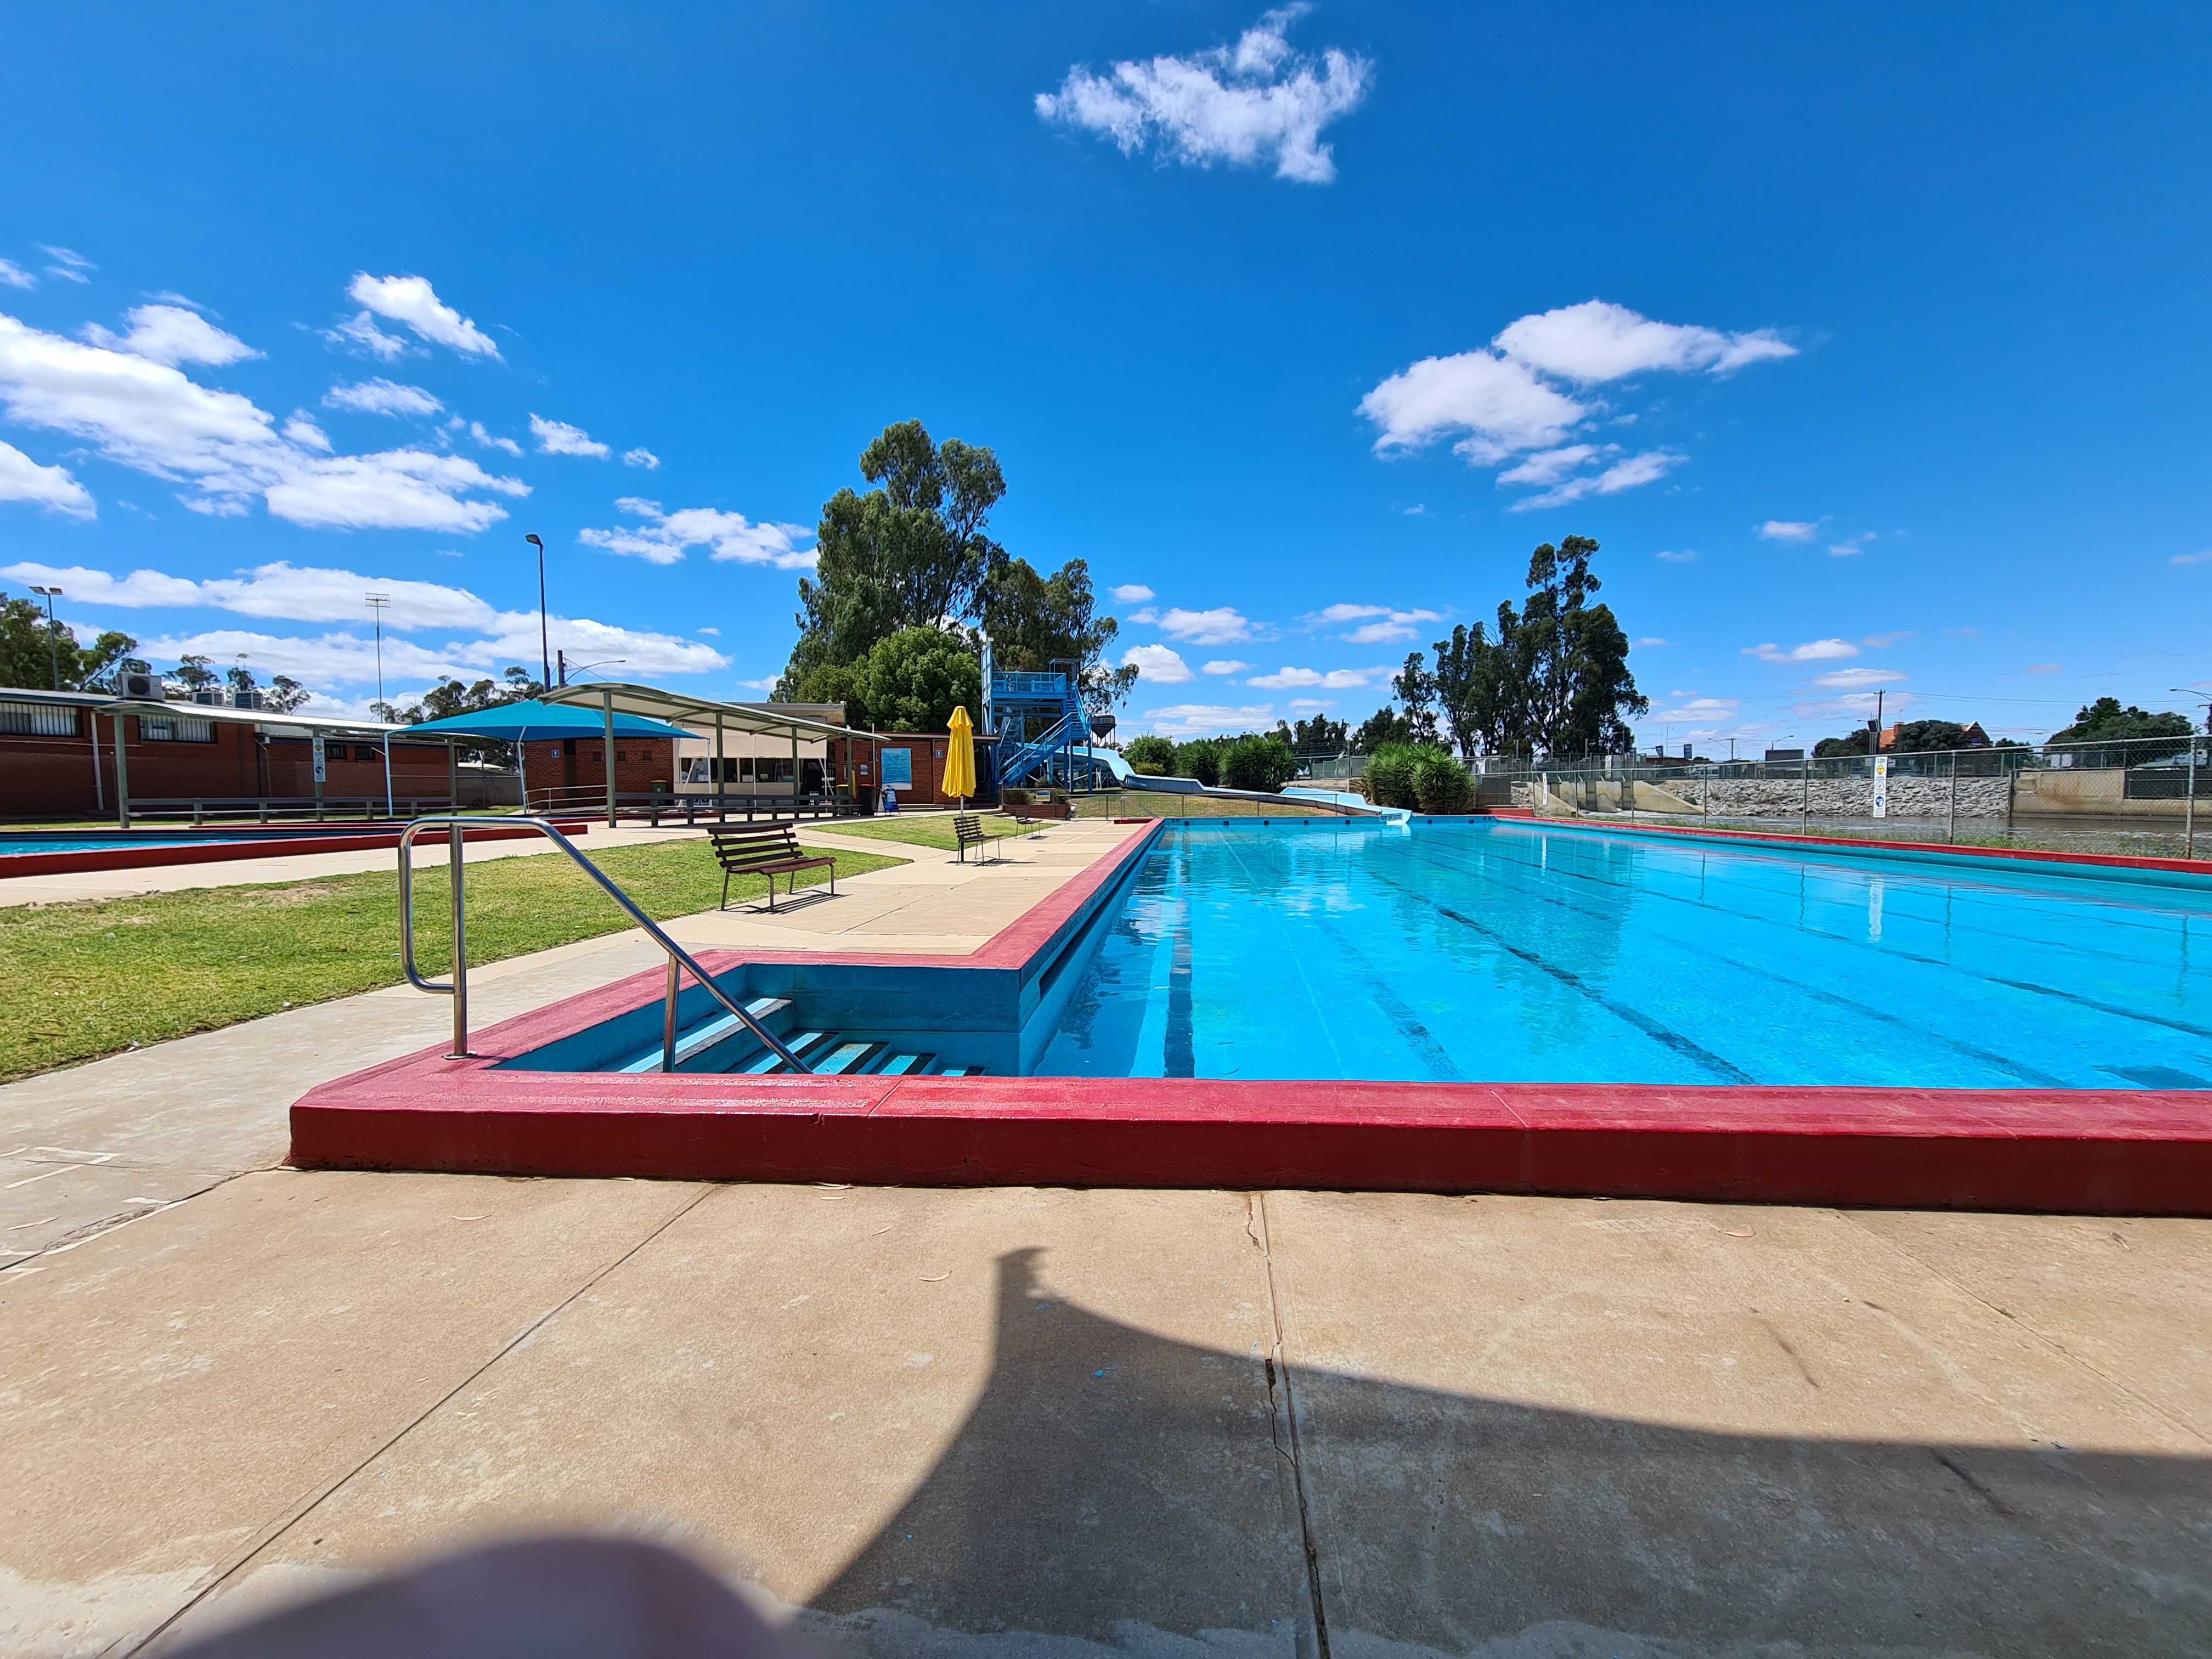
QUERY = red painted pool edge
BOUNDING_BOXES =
[0,819,594,878]
[287,812,2212,1214]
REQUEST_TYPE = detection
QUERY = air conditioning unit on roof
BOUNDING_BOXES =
[117,670,160,701]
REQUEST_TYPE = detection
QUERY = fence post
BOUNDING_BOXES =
[1801,753,1810,838]
[2188,740,2198,861]
[1947,750,1959,845]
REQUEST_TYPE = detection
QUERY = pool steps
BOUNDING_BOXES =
[611,995,983,1078]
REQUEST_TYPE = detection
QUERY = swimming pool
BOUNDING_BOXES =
[0,833,258,856]
[1038,820,2212,1089]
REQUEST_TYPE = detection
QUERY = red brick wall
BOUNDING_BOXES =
[518,737,676,805]
[839,733,960,804]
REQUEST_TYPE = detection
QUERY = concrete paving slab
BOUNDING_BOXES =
[0,1169,707,1659]
[1846,1209,2212,1443]
[159,1184,1314,1658]
[1259,1189,2212,1657]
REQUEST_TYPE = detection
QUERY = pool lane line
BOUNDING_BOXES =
[1218,832,1452,1083]
[1398,835,2074,1090]
[1446,831,2212,1054]
[1351,860,1756,1086]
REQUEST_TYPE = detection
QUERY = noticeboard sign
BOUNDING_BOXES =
[880,747,913,789]
[311,734,327,784]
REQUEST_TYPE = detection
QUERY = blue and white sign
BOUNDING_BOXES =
[1871,755,1890,819]
[881,747,913,789]
[311,734,326,784]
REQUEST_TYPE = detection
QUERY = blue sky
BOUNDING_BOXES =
[2,3,2207,747]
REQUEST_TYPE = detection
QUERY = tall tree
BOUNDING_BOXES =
[785,421,1006,691]
[980,556,1137,713]
[1392,651,1441,744]
[1350,706,1417,752]
[0,590,139,691]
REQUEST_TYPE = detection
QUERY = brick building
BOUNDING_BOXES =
[518,735,679,810]
[1,689,460,819]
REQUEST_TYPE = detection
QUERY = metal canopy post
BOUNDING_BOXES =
[602,689,619,828]
[790,725,799,821]
[714,714,726,822]
[446,739,460,812]
[382,730,396,820]
[112,713,131,829]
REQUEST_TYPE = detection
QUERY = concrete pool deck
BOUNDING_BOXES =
[4,817,2211,1655]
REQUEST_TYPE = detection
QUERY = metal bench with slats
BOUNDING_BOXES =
[952,813,993,862]
[708,823,837,912]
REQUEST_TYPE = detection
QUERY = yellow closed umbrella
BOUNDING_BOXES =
[943,705,977,806]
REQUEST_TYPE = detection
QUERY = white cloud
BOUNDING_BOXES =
[1861,631,1914,648]
[1361,300,1795,503]
[264,452,528,533]
[2023,663,2063,674]
[0,311,526,530]
[1655,549,1697,563]
[1302,602,1443,645]
[578,499,817,569]
[1110,583,1156,605]
[3,559,500,630]
[531,414,610,458]
[1203,659,1249,675]
[324,312,410,360]
[1153,605,1252,645]
[2172,549,2212,566]
[1286,698,1336,710]
[283,414,332,452]
[1358,350,1582,464]
[40,245,92,284]
[1123,643,1193,684]
[347,273,500,358]
[1246,664,1383,690]
[1829,533,1875,558]
[469,420,522,456]
[696,627,719,636]
[622,447,661,470]
[0,440,95,518]
[1757,519,1820,542]
[1809,667,1908,690]
[1035,5,1373,185]
[82,304,258,368]
[1645,695,1741,723]
[1496,444,1598,488]
[1745,639,1859,664]
[0,259,34,291]
[1506,449,1683,511]
[1635,637,1672,647]
[1492,300,1793,383]
[1141,702,1276,738]
[324,378,443,417]
[134,613,727,692]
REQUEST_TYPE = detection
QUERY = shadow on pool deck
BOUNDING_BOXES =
[800,1249,2211,1659]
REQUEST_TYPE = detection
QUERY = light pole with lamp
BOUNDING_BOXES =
[29,585,63,689]
[366,593,394,819]
[524,534,550,692]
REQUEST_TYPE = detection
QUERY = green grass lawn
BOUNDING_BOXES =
[0,837,904,1084]
[817,814,1042,853]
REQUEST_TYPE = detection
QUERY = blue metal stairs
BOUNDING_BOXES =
[603,995,983,1077]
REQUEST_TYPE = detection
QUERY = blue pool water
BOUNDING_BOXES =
[0,834,257,856]
[1037,821,2212,1089]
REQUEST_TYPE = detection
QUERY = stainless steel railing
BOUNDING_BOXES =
[396,815,811,1072]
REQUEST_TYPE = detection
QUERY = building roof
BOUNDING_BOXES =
[538,682,853,742]
[90,698,409,740]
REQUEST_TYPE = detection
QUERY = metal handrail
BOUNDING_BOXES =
[397,815,811,1072]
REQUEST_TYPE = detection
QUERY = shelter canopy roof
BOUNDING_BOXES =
[539,681,854,743]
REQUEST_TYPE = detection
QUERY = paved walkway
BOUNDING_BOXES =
[2,819,2209,1657]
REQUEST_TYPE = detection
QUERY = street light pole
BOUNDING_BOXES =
[30,585,62,689]
[524,534,549,692]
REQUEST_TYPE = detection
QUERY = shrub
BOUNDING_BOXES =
[1412,748,1474,814]
[1222,733,1298,793]
[999,786,1032,807]
[1173,740,1222,787]
[1363,743,1420,809]
[1124,735,1178,774]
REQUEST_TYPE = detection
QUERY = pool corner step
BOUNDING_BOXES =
[612,996,794,1075]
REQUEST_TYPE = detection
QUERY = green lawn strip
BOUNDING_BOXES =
[815,815,1040,853]
[0,837,904,1084]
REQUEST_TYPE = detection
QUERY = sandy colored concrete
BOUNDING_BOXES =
[1,1174,2206,1657]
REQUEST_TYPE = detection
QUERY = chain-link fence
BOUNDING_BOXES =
[1297,733,2212,859]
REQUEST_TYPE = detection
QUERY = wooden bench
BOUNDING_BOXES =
[952,814,992,862]
[708,823,837,912]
